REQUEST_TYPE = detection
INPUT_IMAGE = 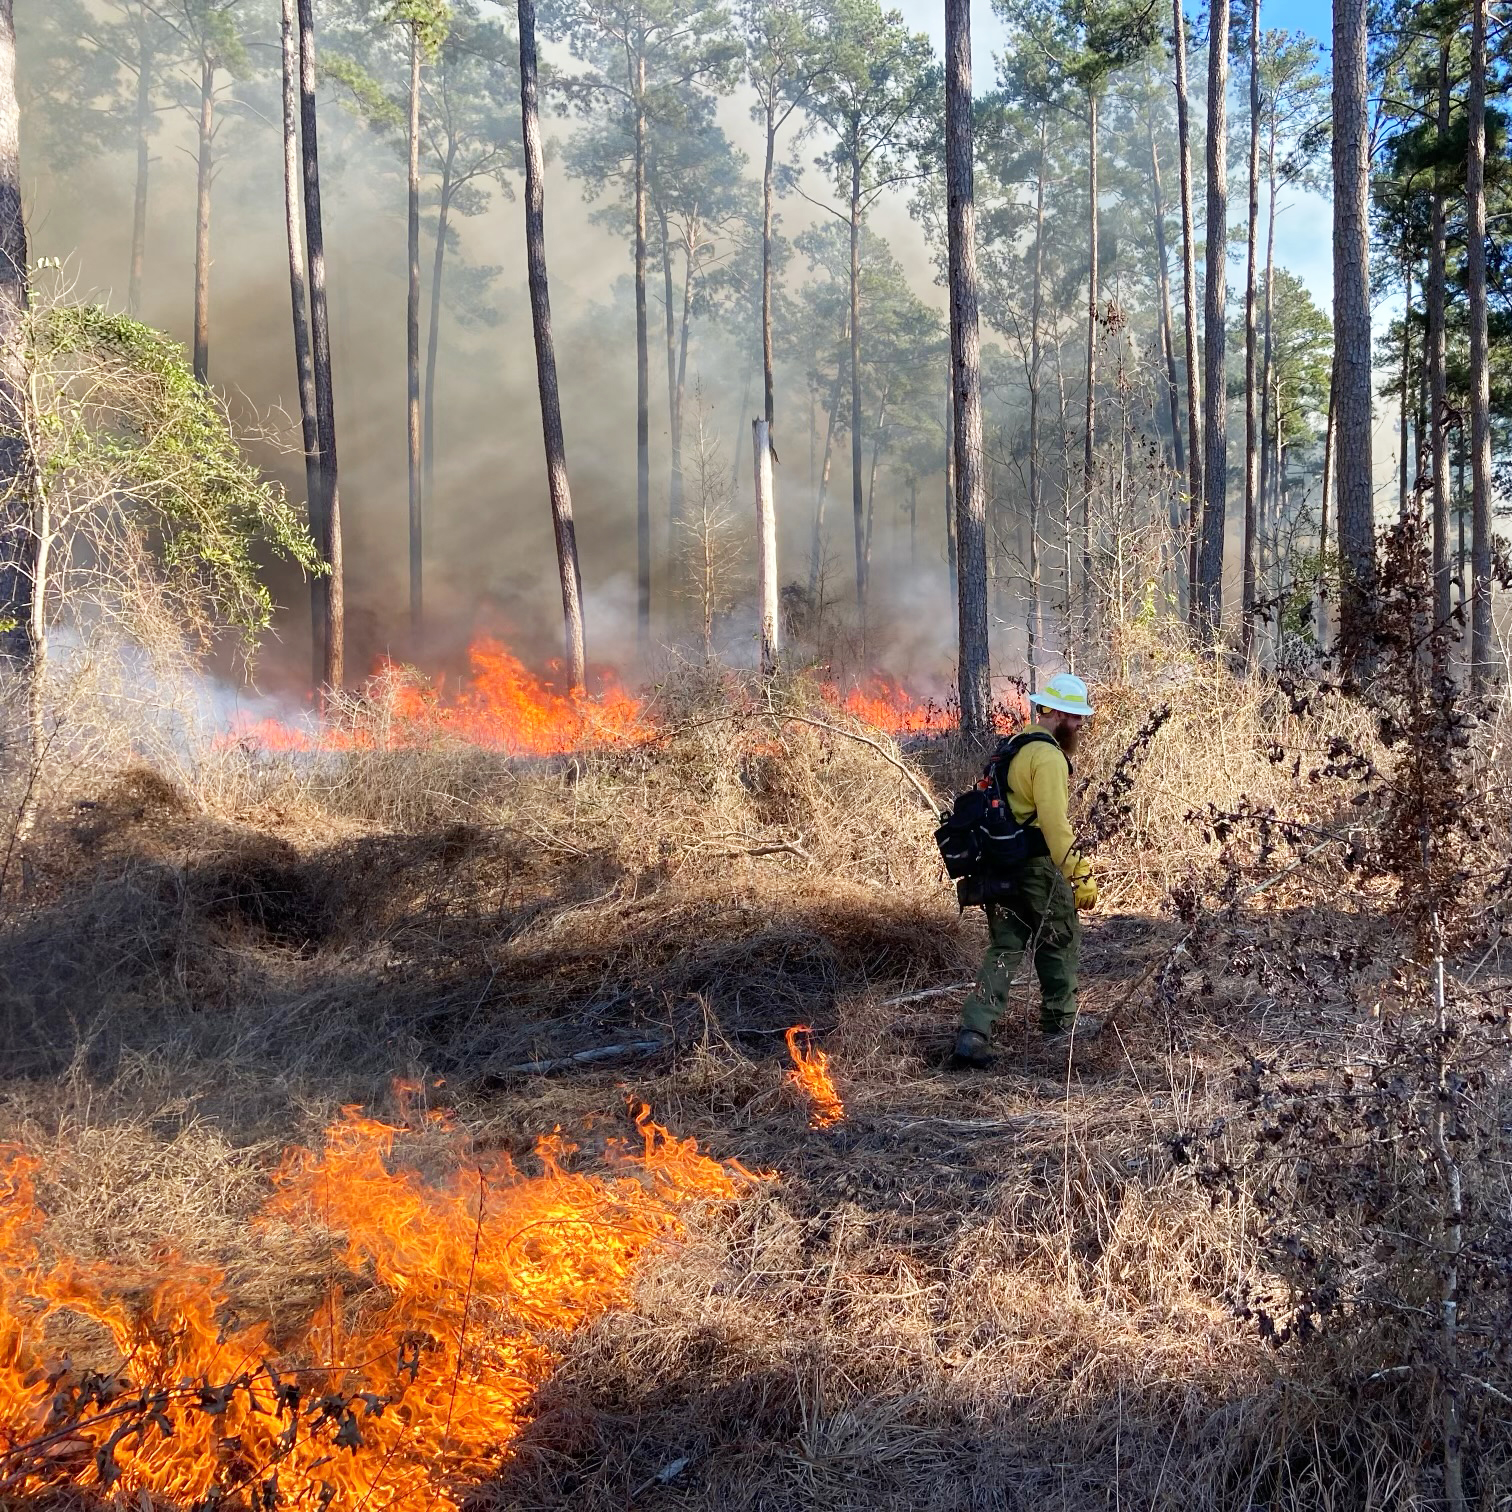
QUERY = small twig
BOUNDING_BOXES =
[1235,839,1341,905]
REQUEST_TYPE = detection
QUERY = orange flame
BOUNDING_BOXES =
[822,675,954,735]
[0,1104,753,1508]
[784,1025,845,1129]
[231,636,648,758]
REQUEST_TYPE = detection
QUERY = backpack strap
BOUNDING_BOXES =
[985,728,1063,793]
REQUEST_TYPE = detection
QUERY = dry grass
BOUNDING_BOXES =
[0,658,1508,1509]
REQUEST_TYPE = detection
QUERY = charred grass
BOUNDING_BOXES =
[1,666,1507,1509]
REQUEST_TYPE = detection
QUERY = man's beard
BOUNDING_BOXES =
[1053,722,1080,757]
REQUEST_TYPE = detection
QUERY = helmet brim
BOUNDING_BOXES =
[1030,692,1095,717]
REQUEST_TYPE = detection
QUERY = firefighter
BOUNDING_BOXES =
[953,673,1100,1066]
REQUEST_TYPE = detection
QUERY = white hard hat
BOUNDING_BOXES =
[1030,672,1094,717]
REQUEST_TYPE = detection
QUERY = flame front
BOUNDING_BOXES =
[0,1105,751,1508]
[825,675,953,735]
[784,1026,845,1129]
[233,636,648,757]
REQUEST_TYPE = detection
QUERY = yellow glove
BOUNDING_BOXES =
[1073,875,1099,912]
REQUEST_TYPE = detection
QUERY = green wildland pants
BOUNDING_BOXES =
[959,857,1081,1036]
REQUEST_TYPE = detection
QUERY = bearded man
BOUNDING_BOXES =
[953,673,1100,1066]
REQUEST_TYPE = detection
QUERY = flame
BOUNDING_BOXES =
[231,636,648,758]
[0,1104,753,1508]
[824,675,953,735]
[784,1025,845,1129]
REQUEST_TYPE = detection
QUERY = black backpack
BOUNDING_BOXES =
[934,731,1059,901]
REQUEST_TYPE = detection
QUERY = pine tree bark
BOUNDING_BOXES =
[423,144,455,506]
[752,417,779,675]
[300,0,342,689]
[1148,114,1184,481]
[0,0,33,674]
[1318,361,1336,647]
[947,0,990,735]
[406,26,423,634]
[1242,0,1261,660]
[634,54,651,655]
[849,140,866,618]
[862,381,890,570]
[1173,0,1203,622]
[1081,89,1099,623]
[1028,115,1048,687]
[193,53,213,385]
[281,0,322,693]
[129,21,152,317]
[667,218,692,567]
[944,384,958,596]
[808,322,845,597]
[1333,0,1377,663]
[1467,0,1493,689]
[1258,98,1278,651]
[519,0,585,692]
[1196,0,1229,638]
[1429,38,1452,637]
[1399,257,1412,520]
[762,100,777,427]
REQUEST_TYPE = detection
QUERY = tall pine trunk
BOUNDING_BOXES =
[1081,89,1099,624]
[1333,0,1377,663]
[761,100,777,427]
[1174,0,1203,622]
[1258,96,1279,654]
[862,382,890,570]
[849,142,866,618]
[300,0,342,688]
[1197,0,1230,637]
[193,53,213,385]
[1467,0,1492,689]
[1429,39,1452,637]
[947,0,990,734]
[1027,115,1048,688]
[753,418,779,674]
[808,323,845,597]
[633,56,651,655]
[518,0,585,691]
[1399,257,1412,520]
[296,0,341,686]
[1318,361,1337,647]
[1148,112,1184,480]
[666,218,692,570]
[944,385,958,596]
[405,27,423,634]
[281,0,322,692]
[423,145,455,507]
[129,25,152,317]
[1242,0,1261,659]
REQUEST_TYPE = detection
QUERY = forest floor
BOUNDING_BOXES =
[1,666,1508,1510]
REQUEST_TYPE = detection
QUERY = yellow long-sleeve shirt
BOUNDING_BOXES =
[1003,724,1089,883]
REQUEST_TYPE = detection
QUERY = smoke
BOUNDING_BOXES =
[12,5,982,705]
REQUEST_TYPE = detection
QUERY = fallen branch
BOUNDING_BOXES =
[881,981,972,1007]
[502,1041,666,1076]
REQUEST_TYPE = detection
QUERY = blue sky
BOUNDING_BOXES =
[895,0,1337,314]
